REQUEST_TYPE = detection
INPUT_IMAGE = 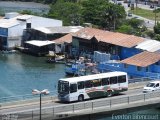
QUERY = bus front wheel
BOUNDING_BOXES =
[78,95,84,102]
[107,90,112,97]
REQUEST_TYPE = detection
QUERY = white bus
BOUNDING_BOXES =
[58,71,128,102]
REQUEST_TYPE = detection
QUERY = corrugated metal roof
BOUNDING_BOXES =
[34,26,83,34]
[34,27,53,34]
[135,39,160,52]
[73,27,144,48]
[53,33,72,44]
[0,19,19,28]
[120,51,160,67]
[16,15,32,20]
[25,40,55,47]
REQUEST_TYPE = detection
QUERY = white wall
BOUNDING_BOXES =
[8,24,23,37]
[2,15,62,48]
[7,24,23,47]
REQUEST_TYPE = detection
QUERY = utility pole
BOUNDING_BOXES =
[155,6,157,26]
[136,0,138,14]
[40,93,42,120]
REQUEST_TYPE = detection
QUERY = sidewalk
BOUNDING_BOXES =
[0,96,57,110]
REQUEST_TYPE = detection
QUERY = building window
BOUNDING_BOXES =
[155,62,160,65]
[146,67,149,72]
[137,66,142,71]
[124,64,128,68]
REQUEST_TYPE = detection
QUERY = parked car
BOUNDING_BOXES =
[150,5,154,8]
[143,81,160,93]
[128,12,132,17]
[118,2,122,5]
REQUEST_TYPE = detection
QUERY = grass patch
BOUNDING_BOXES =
[129,7,160,21]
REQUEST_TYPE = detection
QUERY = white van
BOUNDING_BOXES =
[143,81,160,93]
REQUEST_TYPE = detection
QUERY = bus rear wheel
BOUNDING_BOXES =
[78,95,84,102]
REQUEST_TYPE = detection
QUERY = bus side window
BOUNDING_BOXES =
[92,79,101,87]
[85,81,92,88]
[78,81,84,89]
[70,84,77,93]
[102,78,109,85]
[110,77,117,84]
[118,75,126,83]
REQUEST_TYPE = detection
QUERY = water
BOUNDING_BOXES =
[0,52,159,119]
[0,1,49,15]
[0,52,65,98]
[98,109,160,120]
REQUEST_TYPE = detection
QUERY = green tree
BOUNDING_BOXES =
[153,8,160,25]
[116,25,133,34]
[102,3,126,30]
[154,22,160,34]
[48,0,82,25]
[127,18,143,29]
[81,0,107,27]
[19,10,39,16]
[154,34,160,41]
[81,0,126,30]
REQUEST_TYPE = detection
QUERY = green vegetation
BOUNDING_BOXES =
[117,18,146,37]
[48,0,126,30]
[128,7,160,40]
[19,10,39,16]
[130,7,160,21]
[0,0,56,4]
[48,0,82,25]
[0,8,4,16]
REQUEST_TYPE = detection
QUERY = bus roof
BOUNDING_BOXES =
[59,71,127,83]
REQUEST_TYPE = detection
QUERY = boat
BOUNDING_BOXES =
[65,61,86,76]
[64,56,100,76]
[46,55,65,64]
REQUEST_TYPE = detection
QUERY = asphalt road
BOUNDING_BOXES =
[116,0,156,30]
[0,88,143,115]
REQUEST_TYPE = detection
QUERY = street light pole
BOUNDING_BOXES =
[32,89,50,120]
[155,6,157,26]
[40,93,42,120]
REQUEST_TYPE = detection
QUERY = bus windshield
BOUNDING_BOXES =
[146,83,155,87]
[58,81,69,94]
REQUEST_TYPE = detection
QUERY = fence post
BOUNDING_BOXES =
[144,94,145,102]
[110,99,111,108]
[32,110,33,120]
[53,107,54,118]
[73,104,74,113]
[128,96,129,104]
[92,101,93,110]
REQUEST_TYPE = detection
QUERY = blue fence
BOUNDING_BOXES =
[98,63,160,80]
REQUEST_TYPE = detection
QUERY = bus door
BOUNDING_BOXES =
[77,81,85,94]
[69,83,78,101]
